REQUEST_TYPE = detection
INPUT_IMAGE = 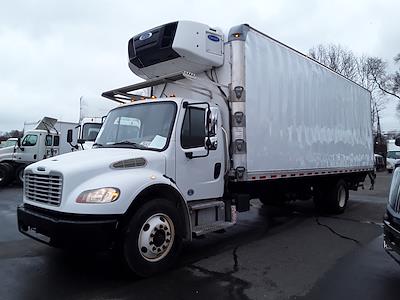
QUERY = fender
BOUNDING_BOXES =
[122,182,192,241]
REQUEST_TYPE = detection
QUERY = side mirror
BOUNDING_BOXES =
[395,137,400,147]
[67,129,73,143]
[204,107,218,150]
[17,137,21,148]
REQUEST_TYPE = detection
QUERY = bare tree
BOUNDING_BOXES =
[367,57,400,101]
[309,44,358,81]
[309,44,392,129]
[0,130,23,142]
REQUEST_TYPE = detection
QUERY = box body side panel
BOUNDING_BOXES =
[244,29,373,173]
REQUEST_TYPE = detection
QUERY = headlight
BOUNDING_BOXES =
[76,188,120,203]
[387,162,393,169]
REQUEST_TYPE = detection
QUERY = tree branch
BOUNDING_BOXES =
[373,76,400,100]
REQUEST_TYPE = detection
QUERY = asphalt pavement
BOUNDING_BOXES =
[0,172,398,300]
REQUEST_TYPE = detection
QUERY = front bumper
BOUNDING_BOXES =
[383,213,400,260]
[17,204,120,249]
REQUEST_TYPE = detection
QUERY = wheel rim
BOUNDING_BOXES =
[338,186,346,208]
[138,213,175,262]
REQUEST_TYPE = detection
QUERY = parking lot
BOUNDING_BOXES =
[0,172,399,300]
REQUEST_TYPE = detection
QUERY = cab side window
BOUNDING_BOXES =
[22,134,38,146]
[53,136,60,146]
[181,107,205,149]
[45,135,52,146]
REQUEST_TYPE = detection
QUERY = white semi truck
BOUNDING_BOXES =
[17,21,374,276]
[0,97,116,187]
[0,117,79,186]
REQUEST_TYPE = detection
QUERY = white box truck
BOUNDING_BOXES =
[17,21,374,276]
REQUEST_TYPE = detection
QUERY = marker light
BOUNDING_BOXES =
[76,188,120,203]
[233,33,241,38]
[151,95,157,99]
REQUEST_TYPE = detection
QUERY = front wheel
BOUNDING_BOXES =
[0,163,13,187]
[15,165,25,185]
[121,198,183,277]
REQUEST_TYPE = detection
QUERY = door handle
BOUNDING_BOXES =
[214,163,221,179]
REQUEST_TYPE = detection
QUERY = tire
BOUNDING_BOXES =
[314,179,349,214]
[388,169,393,174]
[0,163,13,187]
[15,165,25,185]
[120,198,183,277]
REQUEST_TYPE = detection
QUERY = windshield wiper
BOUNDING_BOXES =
[92,143,103,148]
[109,141,146,149]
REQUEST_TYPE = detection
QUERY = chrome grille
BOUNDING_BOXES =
[24,172,62,206]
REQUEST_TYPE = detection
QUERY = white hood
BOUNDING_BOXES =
[26,148,166,176]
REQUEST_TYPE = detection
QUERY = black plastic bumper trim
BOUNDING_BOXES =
[17,204,121,250]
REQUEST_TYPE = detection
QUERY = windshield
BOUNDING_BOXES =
[82,123,102,141]
[95,101,177,151]
[0,139,17,148]
[387,151,400,159]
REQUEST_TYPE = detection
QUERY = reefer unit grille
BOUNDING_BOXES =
[24,172,62,206]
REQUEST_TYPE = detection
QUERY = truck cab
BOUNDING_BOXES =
[17,21,230,277]
[74,117,104,150]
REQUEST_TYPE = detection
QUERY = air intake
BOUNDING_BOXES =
[111,158,147,169]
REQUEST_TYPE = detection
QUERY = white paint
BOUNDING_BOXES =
[244,29,374,172]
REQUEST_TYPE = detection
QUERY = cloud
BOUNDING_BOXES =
[0,0,399,131]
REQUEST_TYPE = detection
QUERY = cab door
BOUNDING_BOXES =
[15,133,41,163]
[175,101,225,201]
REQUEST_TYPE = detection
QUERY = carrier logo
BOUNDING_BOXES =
[207,34,220,42]
[139,32,153,41]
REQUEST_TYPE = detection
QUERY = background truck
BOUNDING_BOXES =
[74,96,119,149]
[386,139,400,173]
[0,97,116,187]
[0,117,78,186]
[17,21,374,277]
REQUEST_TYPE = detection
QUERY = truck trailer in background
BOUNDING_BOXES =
[18,21,374,276]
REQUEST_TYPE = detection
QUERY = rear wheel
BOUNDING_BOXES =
[121,198,183,277]
[314,179,349,214]
[0,163,13,187]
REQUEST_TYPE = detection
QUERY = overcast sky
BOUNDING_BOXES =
[0,0,399,132]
